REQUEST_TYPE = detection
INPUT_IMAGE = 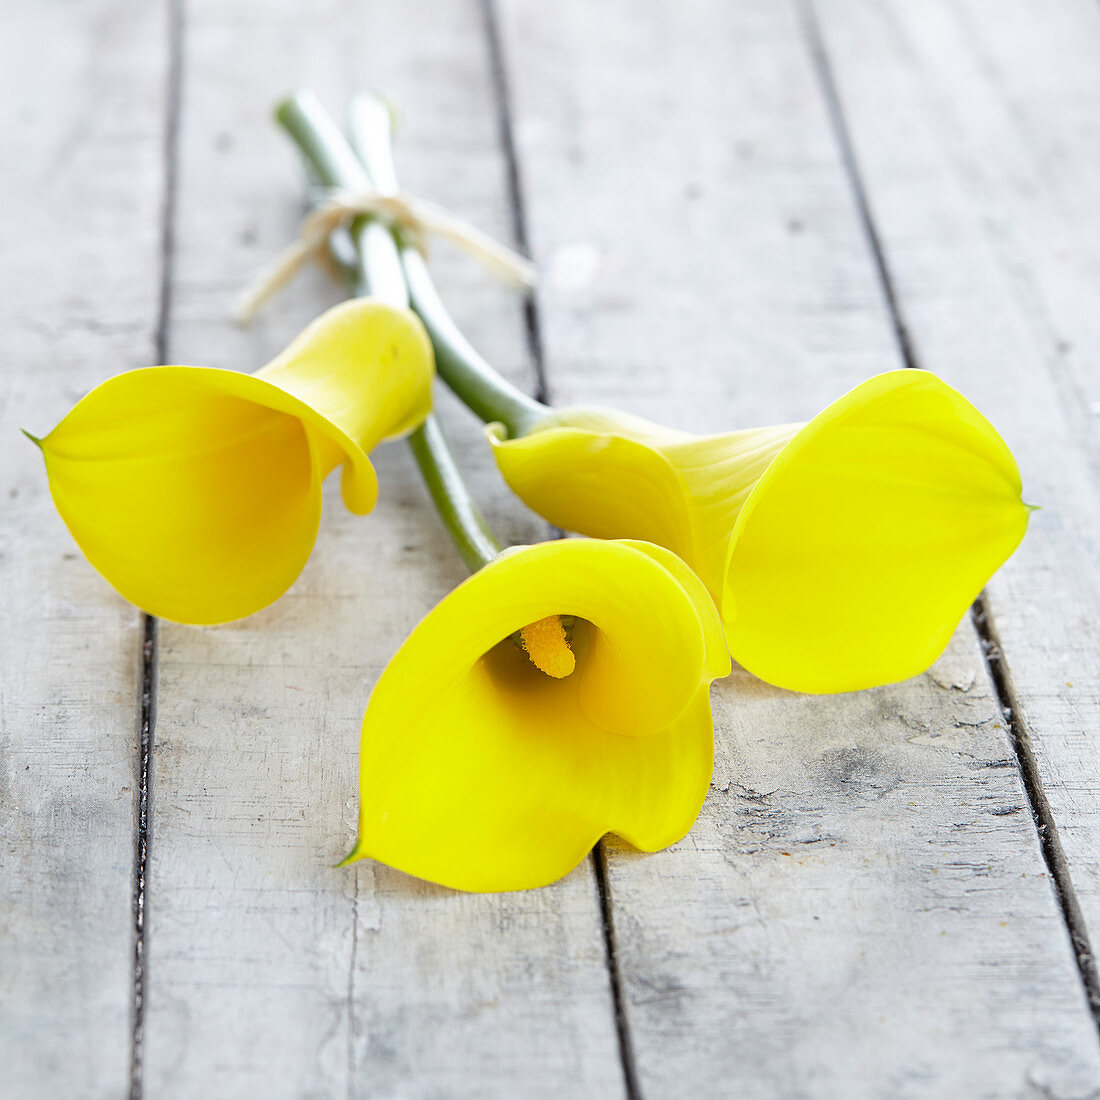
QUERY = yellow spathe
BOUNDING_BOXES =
[489,370,1030,694]
[32,299,433,624]
[343,538,729,892]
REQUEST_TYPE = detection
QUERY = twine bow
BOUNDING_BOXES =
[233,186,537,324]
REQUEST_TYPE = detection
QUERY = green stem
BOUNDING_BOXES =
[346,91,547,439]
[276,90,407,308]
[276,89,501,572]
[279,90,545,438]
[405,417,504,573]
[402,249,544,437]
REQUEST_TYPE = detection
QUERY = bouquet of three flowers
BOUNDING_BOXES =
[27,91,1030,891]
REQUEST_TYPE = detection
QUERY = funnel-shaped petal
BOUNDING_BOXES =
[33,299,433,624]
[344,539,729,892]
[490,371,1029,693]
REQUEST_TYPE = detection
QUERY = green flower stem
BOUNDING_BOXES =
[276,89,501,572]
[346,90,549,440]
[404,417,504,573]
[402,248,545,438]
[276,90,407,308]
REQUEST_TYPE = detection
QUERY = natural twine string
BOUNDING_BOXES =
[232,186,537,324]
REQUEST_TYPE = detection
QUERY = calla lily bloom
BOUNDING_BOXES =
[277,97,726,892]
[488,370,1030,695]
[342,538,729,892]
[28,299,433,624]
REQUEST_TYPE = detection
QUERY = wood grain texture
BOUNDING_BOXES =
[7,0,1100,1096]
[141,1,624,1096]
[0,1,168,1095]
[813,0,1100,958]
[496,0,1100,1094]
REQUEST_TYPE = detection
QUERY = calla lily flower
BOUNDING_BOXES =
[488,370,1030,695]
[29,298,434,624]
[342,538,730,892]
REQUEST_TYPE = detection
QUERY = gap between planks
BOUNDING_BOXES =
[337,0,639,1094]
[795,0,1100,1036]
[130,0,184,1096]
[594,846,644,1100]
[481,0,644,1095]
[480,0,552,406]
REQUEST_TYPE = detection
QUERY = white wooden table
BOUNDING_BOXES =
[4,1,1100,1096]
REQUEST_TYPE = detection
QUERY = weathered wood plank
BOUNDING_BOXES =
[0,1,168,1095]
[813,0,1100,966]
[142,1,624,1096]
[496,0,1100,1093]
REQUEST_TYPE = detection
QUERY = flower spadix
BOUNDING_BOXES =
[343,538,729,892]
[489,370,1030,694]
[30,299,432,624]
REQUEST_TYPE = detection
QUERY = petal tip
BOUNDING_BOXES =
[339,457,380,515]
[337,840,366,869]
[21,428,43,449]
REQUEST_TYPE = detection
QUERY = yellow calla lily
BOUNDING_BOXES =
[489,370,1030,694]
[30,298,433,624]
[343,538,730,892]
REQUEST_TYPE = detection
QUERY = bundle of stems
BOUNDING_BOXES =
[276,89,551,575]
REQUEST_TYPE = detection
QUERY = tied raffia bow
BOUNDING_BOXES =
[233,186,537,324]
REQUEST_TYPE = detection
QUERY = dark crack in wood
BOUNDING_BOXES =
[130,0,182,1095]
[795,0,1100,1038]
